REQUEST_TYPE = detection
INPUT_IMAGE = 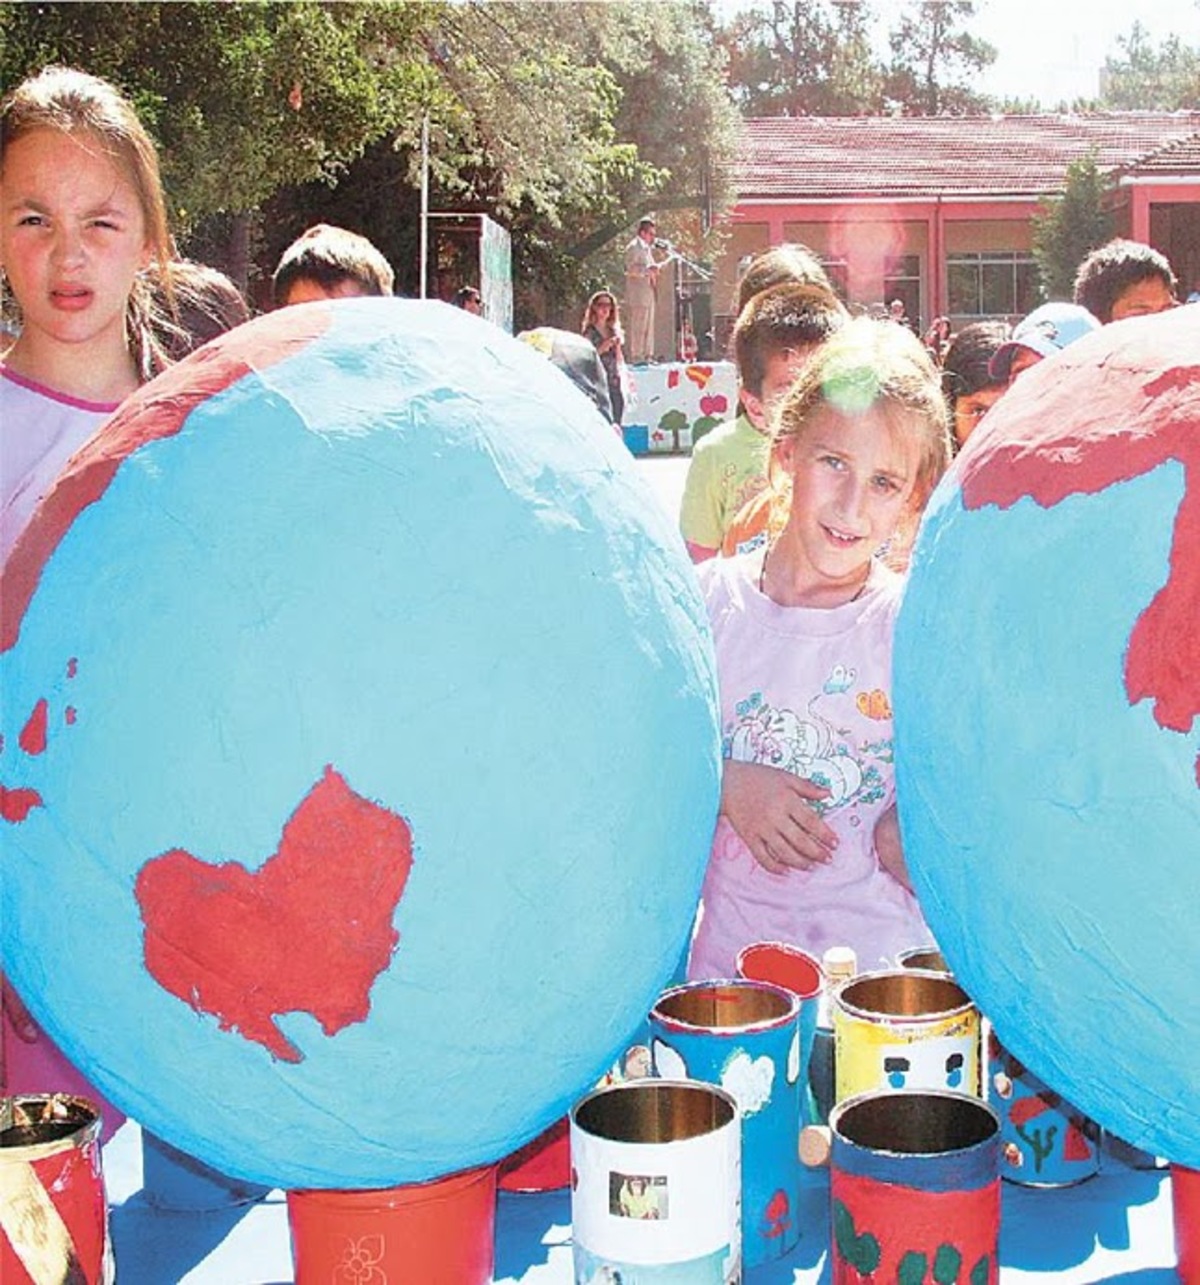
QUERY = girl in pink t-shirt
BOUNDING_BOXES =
[1,65,179,1136]
[688,317,953,978]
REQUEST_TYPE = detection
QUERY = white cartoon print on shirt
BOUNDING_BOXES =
[725,682,889,815]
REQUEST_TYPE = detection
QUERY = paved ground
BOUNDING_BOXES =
[633,451,689,527]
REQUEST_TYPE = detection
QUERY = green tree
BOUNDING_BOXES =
[263,2,739,326]
[884,0,996,115]
[0,1,438,282]
[1031,154,1114,299]
[1100,21,1200,110]
[1,1,737,316]
[717,0,884,116]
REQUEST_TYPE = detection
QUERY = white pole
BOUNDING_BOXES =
[419,110,429,300]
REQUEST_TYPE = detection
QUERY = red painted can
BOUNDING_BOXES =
[0,1094,109,1284]
[498,1117,570,1192]
[1173,1164,1200,1283]
[829,1090,1000,1285]
[287,1162,497,1284]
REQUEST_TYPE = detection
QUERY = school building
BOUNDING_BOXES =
[713,112,1200,338]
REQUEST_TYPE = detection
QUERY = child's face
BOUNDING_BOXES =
[1110,276,1175,322]
[779,404,921,603]
[0,128,150,360]
[953,384,1004,448]
[742,346,813,435]
[282,277,373,306]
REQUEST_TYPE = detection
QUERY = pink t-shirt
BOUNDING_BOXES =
[688,554,932,979]
[1,364,118,567]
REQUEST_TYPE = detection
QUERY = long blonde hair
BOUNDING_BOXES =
[766,316,952,564]
[0,66,177,378]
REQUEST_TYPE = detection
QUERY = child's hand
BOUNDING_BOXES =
[721,760,837,873]
[873,804,912,891]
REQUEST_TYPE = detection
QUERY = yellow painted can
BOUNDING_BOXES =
[833,969,981,1105]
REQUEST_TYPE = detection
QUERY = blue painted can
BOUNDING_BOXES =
[736,941,824,1130]
[649,979,802,1268]
[987,1029,1100,1187]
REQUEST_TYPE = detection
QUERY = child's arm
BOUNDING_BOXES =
[872,803,913,891]
[721,760,837,873]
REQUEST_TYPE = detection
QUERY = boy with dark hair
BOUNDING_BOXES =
[680,282,846,562]
[1072,239,1177,323]
[272,224,395,307]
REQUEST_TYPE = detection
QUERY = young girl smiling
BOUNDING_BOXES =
[688,316,953,977]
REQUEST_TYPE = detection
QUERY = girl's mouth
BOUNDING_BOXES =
[50,286,93,312]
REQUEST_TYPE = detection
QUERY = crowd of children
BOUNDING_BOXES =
[0,64,1189,1230]
[679,234,1181,988]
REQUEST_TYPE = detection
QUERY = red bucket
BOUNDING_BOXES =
[1173,1163,1200,1283]
[0,1094,109,1285]
[287,1162,498,1285]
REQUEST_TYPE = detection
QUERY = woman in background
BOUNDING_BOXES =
[582,289,626,424]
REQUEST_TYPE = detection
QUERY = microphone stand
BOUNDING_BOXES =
[654,241,713,361]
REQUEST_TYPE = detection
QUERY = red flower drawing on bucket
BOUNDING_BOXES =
[336,1234,387,1285]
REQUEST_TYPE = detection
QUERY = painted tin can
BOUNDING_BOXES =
[987,1030,1100,1187]
[649,979,801,1268]
[897,947,950,974]
[834,970,981,1104]
[570,1079,740,1284]
[829,1090,1001,1285]
[736,941,824,1128]
[0,1094,112,1285]
[1172,1163,1200,1282]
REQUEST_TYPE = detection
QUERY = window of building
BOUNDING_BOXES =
[948,252,1040,319]
[821,258,850,301]
[884,254,921,328]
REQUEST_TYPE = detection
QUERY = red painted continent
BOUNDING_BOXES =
[135,765,413,1063]
[958,327,1200,784]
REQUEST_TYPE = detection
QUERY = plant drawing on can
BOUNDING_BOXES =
[829,1091,1000,1285]
[988,1031,1099,1186]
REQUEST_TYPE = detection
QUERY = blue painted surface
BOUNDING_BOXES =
[895,402,1200,1167]
[649,980,803,1269]
[1,299,721,1190]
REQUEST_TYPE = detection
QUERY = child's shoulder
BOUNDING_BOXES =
[697,550,758,603]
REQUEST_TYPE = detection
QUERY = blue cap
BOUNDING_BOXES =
[989,303,1100,381]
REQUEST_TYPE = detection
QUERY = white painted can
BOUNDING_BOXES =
[570,1079,741,1284]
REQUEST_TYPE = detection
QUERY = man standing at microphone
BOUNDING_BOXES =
[624,216,667,363]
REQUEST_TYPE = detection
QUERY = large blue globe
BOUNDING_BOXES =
[895,306,1200,1166]
[0,299,720,1189]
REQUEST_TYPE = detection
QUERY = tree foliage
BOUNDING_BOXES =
[718,0,884,115]
[716,0,996,117]
[1031,154,1114,299]
[0,2,437,222]
[0,1,739,319]
[884,0,996,115]
[1099,21,1200,110]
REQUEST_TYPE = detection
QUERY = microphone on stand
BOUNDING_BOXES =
[653,238,673,250]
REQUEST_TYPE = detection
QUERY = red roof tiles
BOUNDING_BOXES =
[734,114,1200,200]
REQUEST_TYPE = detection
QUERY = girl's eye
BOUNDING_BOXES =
[820,454,844,470]
[873,476,900,494]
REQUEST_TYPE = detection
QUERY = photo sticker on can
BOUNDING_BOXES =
[611,1171,669,1220]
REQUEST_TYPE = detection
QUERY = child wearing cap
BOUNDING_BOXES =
[988,303,1100,384]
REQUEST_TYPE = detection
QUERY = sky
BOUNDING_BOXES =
[714,0,1200,107]
[968,0,1199,106]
